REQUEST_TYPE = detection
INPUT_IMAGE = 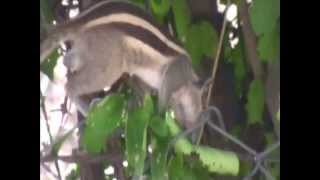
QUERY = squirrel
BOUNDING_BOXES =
[40,0,206,131]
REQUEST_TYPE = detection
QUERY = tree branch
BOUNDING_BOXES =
[41,151,120,164]
[238,0,280,139]
[265,61,280,138]
[238,0,264,80]
[108,136,126,180]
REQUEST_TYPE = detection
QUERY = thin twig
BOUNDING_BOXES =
[57,96,72,135]
[41,96,53,143]
[41,119,86,157]
[205,2,231,106]
[197,1,231,145]
[41,162,60,180]
[41,93,62,180]
[41,153,119,164]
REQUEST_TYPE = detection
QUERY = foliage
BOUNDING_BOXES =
[224,35,247,96]
[40,0,54,24]
[40,49,59,80]
[150,137,169,180]
[185,22,218,68]
[166,112,239,175]
[172,0,191,43]
[82,94,126,154]
[257,22,280,63]
[150,0,170,22]
[40,0,58,80]
[66,165,80,180]
[249,0,279,36]
[82,92,240,177]
[250,0,280,63]
[171,0,218,68]
[40,0,280,179]
[245,79,265,125]
[126,95,153,175]
[52,127,75,155]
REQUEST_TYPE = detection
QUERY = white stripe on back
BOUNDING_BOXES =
[82,13,188,56]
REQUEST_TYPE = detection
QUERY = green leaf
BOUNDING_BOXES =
[238,161,253,177]
[165,113,193,155]
[270,162,280,179]
[168,155,201,180]
[257,23,280,63]
[185,21,218,68]
[172,0,191,43]
[245,79,265,125]
[230,125,242,137]
[150,115,169,138]
[82,94,126,154]
[143,94,154,117]
[189,160,211,180]
[194,146,239,176]
[181,165,198,180]
[40,0,54,24]
[185,25,202,68]
[165,112,240,176]
[151,0,170,20]
[265,132,276,145]
[249,0,280,36]
[40,49,59,80]
[201,23,219,58]
[228,42,247,96]
[150,138,169,180]
[168,155,185,180]
[126,95,153,175]
[173,134,194,155]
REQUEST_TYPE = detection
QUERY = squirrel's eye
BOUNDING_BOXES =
[63,51,82,74]
[64,40,73,51]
